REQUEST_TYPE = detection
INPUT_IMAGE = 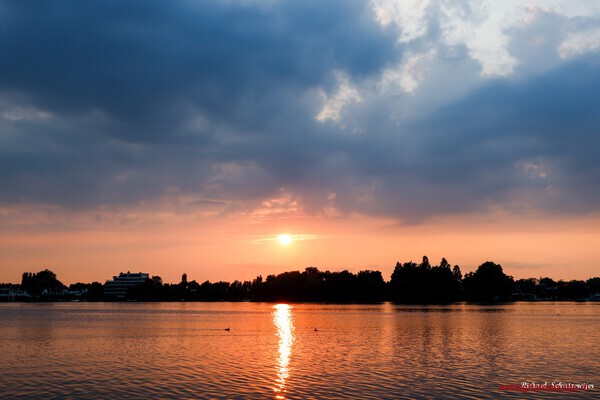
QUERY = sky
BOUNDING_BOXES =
[1,0,599,285]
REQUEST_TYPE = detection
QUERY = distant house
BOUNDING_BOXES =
[104,272,149,299]
[0,286,30,301]
[41,288,68,296]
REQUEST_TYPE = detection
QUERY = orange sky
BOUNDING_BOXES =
[1,202,599,285]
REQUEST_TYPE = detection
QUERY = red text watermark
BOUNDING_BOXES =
[499,382,594,393]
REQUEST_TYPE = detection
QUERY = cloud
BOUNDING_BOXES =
[316,71,362,123]
[342,54,600,221]
[559,28,600,59]
[0,0,599,227]
[0,1,399,139]
[0,0,398,207]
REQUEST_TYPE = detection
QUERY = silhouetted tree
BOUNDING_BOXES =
[323,270,358,302]
[511,278,539,300]
[420,256,431,271]
[463,262,514,302]
[86,282,104,301]
[228,280,251,301]
[128,275,166,301]
[180,273,188,287]
[68,281,104,301]
[587,277,600,294]
[539,277,557,287]
[243,267,385,303]
[557,280,589,300]
[388,257,461,303]
[356,270,386,302]
[452,265,462,282]
[428,259,460,302]
[21,269,66,297]
[14,262,600,303]
[388,261,420,302]
[172,273,189,299]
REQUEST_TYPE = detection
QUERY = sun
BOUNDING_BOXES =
[278,234,293,246]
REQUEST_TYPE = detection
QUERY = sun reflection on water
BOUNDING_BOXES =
[273,304,294,399]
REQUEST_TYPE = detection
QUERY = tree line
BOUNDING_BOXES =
[2,256,600,303]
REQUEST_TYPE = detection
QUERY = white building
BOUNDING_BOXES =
[104,271,149,299]
[0,287,29,301]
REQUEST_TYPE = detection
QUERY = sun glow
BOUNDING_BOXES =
[278,234,292,246]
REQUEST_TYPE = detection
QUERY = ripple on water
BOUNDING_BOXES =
[0,302,598,399]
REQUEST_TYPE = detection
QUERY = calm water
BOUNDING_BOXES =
[0,302,598,399]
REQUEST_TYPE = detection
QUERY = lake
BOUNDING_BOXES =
[0,302,598,399]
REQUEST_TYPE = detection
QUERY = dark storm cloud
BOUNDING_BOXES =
[0,0,399,207]
[332,55,600,221]
[0,0,397,140]
[219,54,600,222]
[0,0,599,222]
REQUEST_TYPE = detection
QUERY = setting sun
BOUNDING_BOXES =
[278,234,292,246]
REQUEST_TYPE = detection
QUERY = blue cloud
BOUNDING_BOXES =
[0,0,398,141]
[0,1,599,223]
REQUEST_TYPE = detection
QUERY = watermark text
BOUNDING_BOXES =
[499,382,594,393]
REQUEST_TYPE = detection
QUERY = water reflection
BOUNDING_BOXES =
[273,304,294,399]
